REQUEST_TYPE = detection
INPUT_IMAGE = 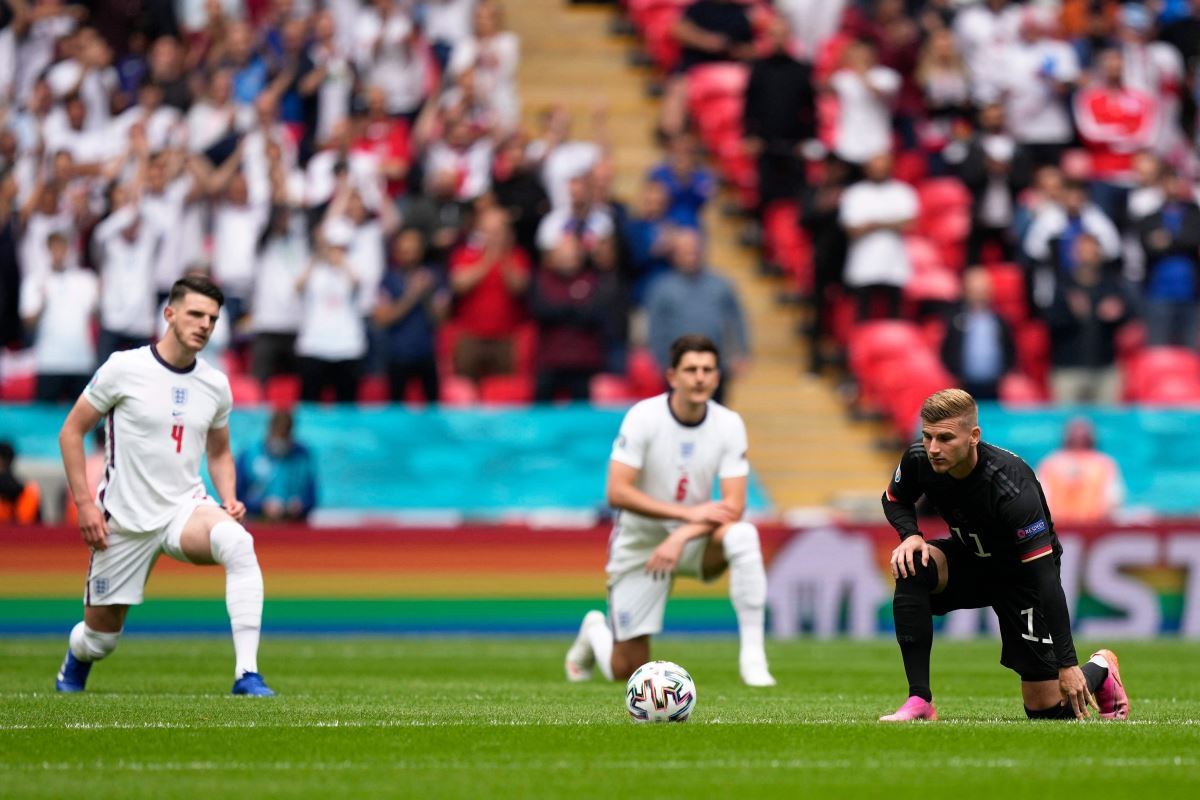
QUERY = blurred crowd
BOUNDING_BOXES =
[0,0,754,406]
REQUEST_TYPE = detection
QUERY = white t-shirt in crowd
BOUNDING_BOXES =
[295,261,368,361]
[536,206,614,252]
[212,201,269,299]
[839,178,918,288]
[312,42,355,143]
[608,393,750,546]
[355,10,429,115]
[424,139,494,201]
[46,60,119,130]
[111,104,184,152]
[94,207,160,337]
[19,210,73,280]
[953,2,1022,103]
[776,0,847,61]
[447,31,520,130]
[304,148,381,207]
[831,67,900,164]
[424,0,477,45]
[1001,39,1079,145]
[20,266,98,375]
[539,140,601,211]
[140,177,195,293]
[251,226,310,335]
[84,346,233,533]
[346,218,387,314]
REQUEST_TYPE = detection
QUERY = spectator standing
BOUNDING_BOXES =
[741,20,815,216]
[953,102,1033,264]
[19,231,98,402]
[1037,418,1125,524]
[536,172,614,257]
[0,172,20,349]
[801,156,852,374]
[447,0,520,133]
[295,219,367,403]
[1046,233,1132,404]
[661,0,755,140]
[953,0,1022,105]
[623,178,680,306]
[1115,4,1186,159]
[423,0,478,71]
[355,0,434,120]
[1024,179,1122,276]
[839,151,916,321]
[529,236,614,402]
[646,133,714,230]
[829,39,900,169]
[914,27,972,158]
[939,267,1015,401]
[237,409,318,522]
[1137,173,1200,346]
[448,207,531,383]
[0,441,40,525]
[998,8,1080,169]
[373,227,449,403]
[249,203,309,384]
[92,194,160,362]
[645,229,749,403]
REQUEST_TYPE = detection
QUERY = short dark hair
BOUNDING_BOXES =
[168,275,225,308]
[669,334,720,368]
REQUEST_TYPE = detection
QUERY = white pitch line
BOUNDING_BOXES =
[0,718,1195,731]
[0,756,1195,773]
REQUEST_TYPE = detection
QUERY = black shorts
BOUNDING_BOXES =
[928,538,1059,682]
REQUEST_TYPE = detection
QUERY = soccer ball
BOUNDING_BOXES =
[625,660,696,723]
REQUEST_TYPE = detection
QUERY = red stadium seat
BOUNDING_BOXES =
[439,375,479,406]
[264,375,301,409]
[999,372,1049,405]
[1123,347,1200,401]
[479,374,533,405]
[904,265,961,304]
[847,320,926,376]
[1115,321,1147,364]
[917,177,972,216]
[627,347,666,398]
[1135,374,1200,406]
[229,374,263,406]
[687,63,749,111]
[1014,321,1050,387]
[985,263,1028,326]
[905,236,943,274]
[893,151,930,186]
[0,373,35,402]
[590,373,638,405]
[357,374,390,405]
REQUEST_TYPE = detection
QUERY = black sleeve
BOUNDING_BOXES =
[1025,554,1079,667]
[882,447,925,540]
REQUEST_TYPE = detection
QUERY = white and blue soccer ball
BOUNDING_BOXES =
[625,660,696,723]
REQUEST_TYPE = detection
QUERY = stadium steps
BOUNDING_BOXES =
[508,0,895,514]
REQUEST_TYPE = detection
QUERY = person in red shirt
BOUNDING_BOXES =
[354,86,412,199]
[1073,47,1157,225]
[448,206,531,382]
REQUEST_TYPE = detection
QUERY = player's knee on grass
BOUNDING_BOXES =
[69,622,121,663]
[209,521,258,570]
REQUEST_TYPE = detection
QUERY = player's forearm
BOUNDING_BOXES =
[607,483,689,522]
[208,453,239,505]
[58,426,94,508]
[1027,556,1079,667]
[881,494,921,539]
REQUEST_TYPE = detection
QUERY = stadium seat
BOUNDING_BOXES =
[229,374,264,406]
[1014,321,1050,387]
[892,150,930,185]
[439,375,479,406]
[590,373,638,405]
[1123,347,1200,401]
[0,373,35,402]
[480,374,534,405]
[686,63,749,111]
[905,236,943,274]
[905,265,961,304]
[627,347,666,398]
[984,263,1028,326]
[999,372,1049,405]
[1135,374,1200,406]
[917,177,972,216]
[1115,321,1147,364]
[264,375,301,409]
[847,320,926,376]
[357,374,390,405]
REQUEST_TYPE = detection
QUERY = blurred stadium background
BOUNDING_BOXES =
[2,0,1200,649]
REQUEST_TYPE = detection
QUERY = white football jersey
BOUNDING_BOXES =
[609,393,750,538]
[84,345,233,533]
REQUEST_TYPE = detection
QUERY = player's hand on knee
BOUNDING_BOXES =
[684,501,737,526]
[645,534,686,580]
[222,499,247,523]
[890,535,928,580]
[1058,666,1091,719]
[77,502,109,551]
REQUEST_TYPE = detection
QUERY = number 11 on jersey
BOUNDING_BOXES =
[171,424,184,454]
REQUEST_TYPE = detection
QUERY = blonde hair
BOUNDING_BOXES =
[920,389,978,427]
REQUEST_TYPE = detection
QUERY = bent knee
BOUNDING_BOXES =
[209,521,258,568]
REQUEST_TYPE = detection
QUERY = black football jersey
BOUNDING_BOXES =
[884,441,1061,567]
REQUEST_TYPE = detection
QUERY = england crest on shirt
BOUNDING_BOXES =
[172,387,188,406]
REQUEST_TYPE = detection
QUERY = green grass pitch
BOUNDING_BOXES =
[2,637,1199,799]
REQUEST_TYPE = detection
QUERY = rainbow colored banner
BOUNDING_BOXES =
[2,523,1197,637]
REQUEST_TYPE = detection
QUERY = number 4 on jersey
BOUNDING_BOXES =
[170,424,184,454]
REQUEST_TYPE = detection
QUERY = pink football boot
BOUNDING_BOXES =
[1091,649,1130,720]
[879,695,938,722]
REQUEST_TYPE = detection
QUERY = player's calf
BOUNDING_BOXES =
[721,522,775,686]
[209,521,271,692]
[55,622,121,692]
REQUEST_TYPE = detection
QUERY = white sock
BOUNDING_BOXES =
[586,615,615,681]
[723,522,768,664]
[69,622,121,662]
[210,521,263,678]
[1089,653,1110,671]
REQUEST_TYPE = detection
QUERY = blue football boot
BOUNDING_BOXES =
[55,650,92,693]
[232,672,276,696]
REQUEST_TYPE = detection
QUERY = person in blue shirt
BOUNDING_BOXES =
[646,134,715,229]
[1137,173,1200,346]
[237,410,318,522]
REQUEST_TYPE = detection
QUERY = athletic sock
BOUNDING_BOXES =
[1082,654,1110,695]
[68,622,121,662]
[585,615,615,681]
[892,557,939,702]
[210,521,264,678]
[722,523,768,665]
[1025,704,1076,720]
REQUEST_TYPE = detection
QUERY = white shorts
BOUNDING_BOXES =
[85,497,217,606]
[605,521,714,642]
